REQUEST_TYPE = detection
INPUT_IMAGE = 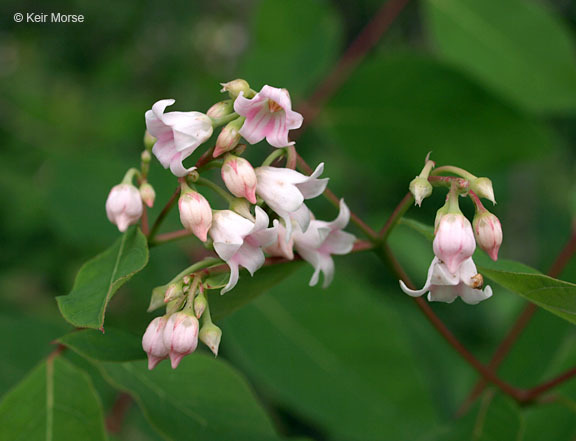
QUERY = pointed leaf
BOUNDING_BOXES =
[0,357,107,441]
[57,227,149,329]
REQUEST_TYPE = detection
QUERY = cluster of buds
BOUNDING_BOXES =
[105,79,356,369]
[401,156,502,305]
[142,278,222,369]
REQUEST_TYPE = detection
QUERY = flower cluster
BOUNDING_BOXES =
[400,157,502,305]
[104,79,356,369]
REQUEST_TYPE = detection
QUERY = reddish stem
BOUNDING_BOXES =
[105,393,133,434]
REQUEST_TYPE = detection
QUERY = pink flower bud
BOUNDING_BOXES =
[221,155,257,204]
[179,191,213,242]
[142,316,169,370]
[163,312,199,369]
[199,323,222,356]
[139,183,156,208]
[105,184,143,232]
[473,212,502,261]
[433,213,476,274]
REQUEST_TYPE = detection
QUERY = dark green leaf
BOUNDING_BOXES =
[322,54,554,177]
[222,268,438,441]
[481,267,576,325]
[0,357,107,441]
[424,0,576,114]
[57,227,149,330]
[98,355,281,441]
[58,328,145,362]
[209,262,303,320]
[240,0,342,97]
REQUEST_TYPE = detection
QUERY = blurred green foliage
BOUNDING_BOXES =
[1,0,576,439]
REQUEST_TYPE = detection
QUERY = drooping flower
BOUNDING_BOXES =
[106,183,143,232]
[293,200,356,288]
[145,99,213,177]
[399,257,492,305]
[209,206,277,294]
[142,316,170,370]
[163,311,199,369]
[255,163,328,238]
[221,155,257,204]
[233,85,303,147]
[433,213,476,274]
[179,189,212,242]
[264,221,295,260]
[473,211,503,261]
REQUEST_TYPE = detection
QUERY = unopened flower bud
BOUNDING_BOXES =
[106,184,143,232]
[221,155,257,203]
[142,316,169,370]
[179,190,213,242]
[199,322,222,356]
[207,100,234,119]
[409,176,433,207]
[193,292,207,318]
[220,79,250,99]
[471,178,496,205]
[163,311,199,369]
[214,118,244,157]
[433,213,476,274]
[144,131,156,151]
[229,198,255,221]
[164,281,184,303]
[139,182,156,208]
[473,211,502,261]
[141,150,152,163]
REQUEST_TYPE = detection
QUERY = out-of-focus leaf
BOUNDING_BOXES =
[428,392,523,440]
[0,314,69,396]
[0,357,107,441]
[222,268,438,441]
[240,0,342,97]
[58,328,145,362]
[57,227,149,330]
[209,262,303,320]
[481,267,576,325]
[424,0,576,114]
[98,355,281,441]
[322,54,554,177]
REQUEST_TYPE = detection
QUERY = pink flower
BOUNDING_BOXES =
[293,200,356,288]
[179,190,212,242]
[400,257,492,305]
[106,184,143,232]
[473,212,503,261]
[142,316,169,370]
[264,221,295,260]
[145,99,213,177]
[433,213,476,274]
[221,156,257,204]
[209,207,277,294]
[163,311,199,369]
[256,164,328,238]
[234,85,303,147]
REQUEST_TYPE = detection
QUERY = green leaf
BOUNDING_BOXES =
[428,391,524,441]
[0,357,107,441]
[480,266,576,325]
[57,227,149,330]
[424,0,576,114]
[222,268,438,441]
[58,328,145,363]
[209,262,303,320]
[240,0,342,97]
[322,54,554,178]
[98,355,281,441]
